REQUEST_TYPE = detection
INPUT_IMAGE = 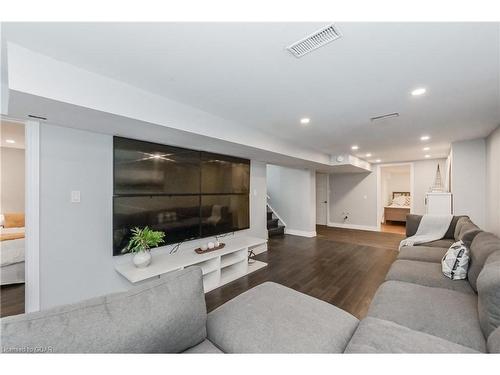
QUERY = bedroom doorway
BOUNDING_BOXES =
[377,163,413,235]
[0,117,26,317]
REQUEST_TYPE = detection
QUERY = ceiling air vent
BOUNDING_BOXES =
[370,112,400,122]
[286,24,342,58]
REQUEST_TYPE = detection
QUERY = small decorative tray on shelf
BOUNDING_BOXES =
[194,243,226,254]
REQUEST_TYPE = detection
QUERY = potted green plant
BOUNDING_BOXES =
[122,227,165,268]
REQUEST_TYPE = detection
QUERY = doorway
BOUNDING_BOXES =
[0,118,26,317]
[316,173,329,225]
[377,164,413,235]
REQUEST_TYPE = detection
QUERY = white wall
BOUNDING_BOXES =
[451,139,486,227]
[1,83,9,115]
[248,160,268,240]
[0,146,25,212]
[329,171,378,229]
[486,126,500,236]
[266,165,316,237]
[39,123,267,309]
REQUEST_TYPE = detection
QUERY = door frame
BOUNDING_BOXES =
[376,162,414,231]
[0,116,40,312]
[25,119,41,312]
[315,172,330,225]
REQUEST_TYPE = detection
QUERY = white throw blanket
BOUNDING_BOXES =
[399,214,453,250]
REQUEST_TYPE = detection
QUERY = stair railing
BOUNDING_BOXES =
[266,195,287,228]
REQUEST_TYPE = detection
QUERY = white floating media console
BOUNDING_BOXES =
[115,236,268,293]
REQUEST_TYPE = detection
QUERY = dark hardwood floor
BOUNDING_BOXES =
[1,283,24,318]
[0,226,402,320]
[206,226,401,319]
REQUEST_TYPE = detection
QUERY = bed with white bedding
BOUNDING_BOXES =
[1,227,25,285]
[383,192,411,224]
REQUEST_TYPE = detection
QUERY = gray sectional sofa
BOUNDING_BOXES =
[2,215,500,353]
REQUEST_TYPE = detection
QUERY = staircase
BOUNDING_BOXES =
[267,205,285,237]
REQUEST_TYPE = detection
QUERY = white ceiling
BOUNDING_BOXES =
[2,22,499,163]
[0,119,24,149]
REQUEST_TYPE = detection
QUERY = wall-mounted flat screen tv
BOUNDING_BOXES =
[113,137,250,255]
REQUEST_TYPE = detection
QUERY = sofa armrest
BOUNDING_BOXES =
[405,214,422,237]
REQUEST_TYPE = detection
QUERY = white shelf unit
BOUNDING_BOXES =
[221,260,248,285]
[115,236,267,293]
[220,248,247,269]
[202,269,220,293]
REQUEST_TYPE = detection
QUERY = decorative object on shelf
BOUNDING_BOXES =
[248,248,256,264]
[430,164,445,192]
[195,243,225,254]
[121,226,165,268]
[208,241,215,249]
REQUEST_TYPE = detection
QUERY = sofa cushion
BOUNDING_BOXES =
[454,217,469,240]
[344,317,478,353]
[207,282,359,353]
[456,220,482,247]
[477,251,500,338]
[468,232,500,291]
[398,246,447,263]
[183,339,223,354]
[1,267,207,353]
[386,260,474,295]
[367,280,486,352]
[418,239,454,249]
[446,215,468,240]
[487,326,500,353]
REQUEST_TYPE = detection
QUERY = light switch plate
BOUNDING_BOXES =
[71,190,81,203]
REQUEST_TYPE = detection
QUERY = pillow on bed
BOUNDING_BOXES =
[3,213,25,228]
[392,196,406,206]
[404,195,411,206]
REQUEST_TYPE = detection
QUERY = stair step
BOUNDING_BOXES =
[267,218,279,229]
[268,225,285,237]
[266,211,273,220]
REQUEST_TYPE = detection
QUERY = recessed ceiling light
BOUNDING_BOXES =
[5,139,15,144]
[365,153,372,157]
[411,87,427,96]
[375,159,381,163]
[420,135,430,141]
[300,118,310,125]
[423,147,430,151]
[351,145,359,150]
[425,154,431,158]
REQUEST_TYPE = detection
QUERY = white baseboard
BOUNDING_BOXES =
[327,222,380,232]
[284,228,317,237]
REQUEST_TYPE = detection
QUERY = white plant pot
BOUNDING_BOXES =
[133,250,152,268]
